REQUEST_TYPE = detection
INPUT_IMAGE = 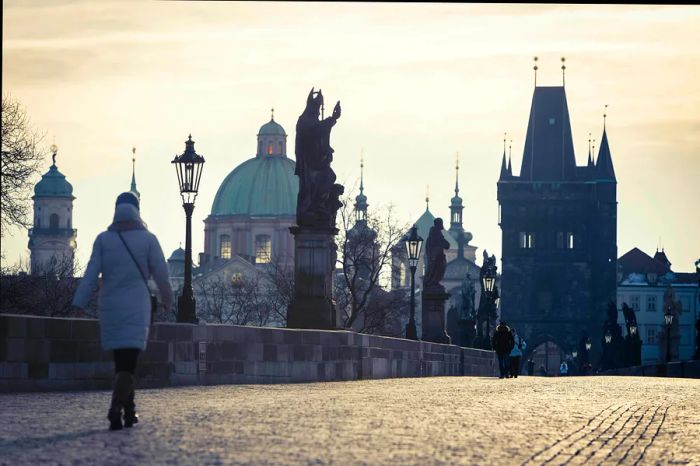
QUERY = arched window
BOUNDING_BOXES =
[67,217,71,229]
[279,141,283,154]
[268,142,273,155]
[50,213,59,229]
[219,235,231,260]
[258,141,263,155]
[255,235,271,264]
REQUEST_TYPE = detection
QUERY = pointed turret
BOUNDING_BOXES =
[450,153,464,233]
[595,127,616,181]
[499,149,509,181]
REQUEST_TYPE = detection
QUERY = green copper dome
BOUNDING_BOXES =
[34,163,74,199]
[258,119,286,136]
[211,156,298,217]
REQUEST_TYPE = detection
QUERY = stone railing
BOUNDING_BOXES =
[0,314,497,392]
[601,360,700,379]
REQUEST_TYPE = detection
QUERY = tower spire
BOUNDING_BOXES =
[454,151,460,195]
[130,146,140,199]
[425,185,430,211]
[587,132,594,167]
[360,148,364,195]
[603,104,608,129]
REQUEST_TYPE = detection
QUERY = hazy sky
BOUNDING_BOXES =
[2,2,699,272]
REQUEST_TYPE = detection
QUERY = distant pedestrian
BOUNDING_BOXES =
[559,361,569,376]
[527,359,535,376]
[491,320,515,379]
[509,328,526,378]
[72,192,173,431]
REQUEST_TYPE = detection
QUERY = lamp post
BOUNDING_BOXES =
[482,265,496,343]
[664,306,674,363]
[604,330,613,370]
[172,135,205,323]
[405,224,423,340]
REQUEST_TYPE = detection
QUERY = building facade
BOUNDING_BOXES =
[28,146,77,276]
[498,84,618,362]
[616,247,699,364]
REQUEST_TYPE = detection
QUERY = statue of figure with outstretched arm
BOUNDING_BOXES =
[295,88,344,228]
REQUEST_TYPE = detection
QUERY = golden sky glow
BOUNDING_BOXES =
[2,2,699,270]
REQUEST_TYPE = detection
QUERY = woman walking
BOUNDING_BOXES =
[73,192,173,430]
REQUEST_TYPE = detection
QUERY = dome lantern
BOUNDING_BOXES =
[257,108,288,157]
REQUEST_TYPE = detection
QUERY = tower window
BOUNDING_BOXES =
[452,211,461,225]
[268,142,273,155]
[50,213,59,229]
[356,208,366,223]
[279,142,283,154]
[219,235,231,260]
[255,235,271,264]
[259,141,263,155]
[519,232,534,249]
[567,232,574,249]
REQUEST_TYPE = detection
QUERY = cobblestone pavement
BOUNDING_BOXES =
[1,376,699,465]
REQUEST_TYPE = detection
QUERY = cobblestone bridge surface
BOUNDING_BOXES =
[1,376,698,465]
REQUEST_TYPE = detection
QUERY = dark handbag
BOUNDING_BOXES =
[117,231,157,324]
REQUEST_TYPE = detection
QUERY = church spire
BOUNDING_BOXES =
[354,149,368,225]
[595,105,616,181]
[587,133,594,167]
[425,185,430,212]
[507,139,513,176]
[130,147,140,199]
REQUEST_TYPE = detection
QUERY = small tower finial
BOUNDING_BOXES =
[603,104,608,129]
[426,185,430,211]
[592,138,596,163]
[561,57,566,86]
[271,107,275,121]
[130,146,140,198]
[50,142,58,166]
[533,56,539,87]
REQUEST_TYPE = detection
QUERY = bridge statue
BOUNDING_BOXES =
[421,218,451,344]
[287,88,344,330]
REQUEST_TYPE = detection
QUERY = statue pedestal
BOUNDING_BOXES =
[422,287,451,344]
[287,226,339,329]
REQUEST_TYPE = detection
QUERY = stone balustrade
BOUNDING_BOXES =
[0,313,497,392]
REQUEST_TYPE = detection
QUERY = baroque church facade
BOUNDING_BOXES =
[498,82,618,363]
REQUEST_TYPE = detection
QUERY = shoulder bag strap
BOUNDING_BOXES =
[117,231,152,295]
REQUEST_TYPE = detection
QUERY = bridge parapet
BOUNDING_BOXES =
[0,314,497,392]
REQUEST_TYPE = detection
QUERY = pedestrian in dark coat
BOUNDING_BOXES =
[73,192,173,430]
[491,321,515,378]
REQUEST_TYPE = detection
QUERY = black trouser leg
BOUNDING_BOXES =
[110,349,141,428]
[510,356,521,377]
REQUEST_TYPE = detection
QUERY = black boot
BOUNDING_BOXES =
[107,372,132,431]
[123,387,139,428]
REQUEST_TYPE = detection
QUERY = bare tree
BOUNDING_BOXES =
[1,95,46,236]
[260,255,294,326]
[0,253,87,318]
[335,191,409,334]
[195,272,273,326]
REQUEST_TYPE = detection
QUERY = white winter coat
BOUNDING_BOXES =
[510,334,527,357]
[72,204,173,350]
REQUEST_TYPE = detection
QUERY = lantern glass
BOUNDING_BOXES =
[630,324,637,336]
[495,297,501,308]
[483,276,495,292]
[605,332,612,344]
[572,351,578,358]
[664,313,674,326]
[405,225,423,269]
[172,135,205,204]
[585,342,592,351]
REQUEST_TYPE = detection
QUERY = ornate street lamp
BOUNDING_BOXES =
[664,306,674,363]
[482,274,495,293]
[405,224,423,340]
[172,135,205,323]
[604,330,612,344]
[572,351,578,358]
[629,324,637,336]
[585,339,592,352]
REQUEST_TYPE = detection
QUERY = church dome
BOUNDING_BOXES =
[168,247,185,262]
[211,156,298,216]
[258,119,286,136]
[34,162,74,199]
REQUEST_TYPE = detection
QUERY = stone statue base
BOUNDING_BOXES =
[422,287,451,344]
[287,226,339,330]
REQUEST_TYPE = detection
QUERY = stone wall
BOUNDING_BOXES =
[0,314,497,392]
